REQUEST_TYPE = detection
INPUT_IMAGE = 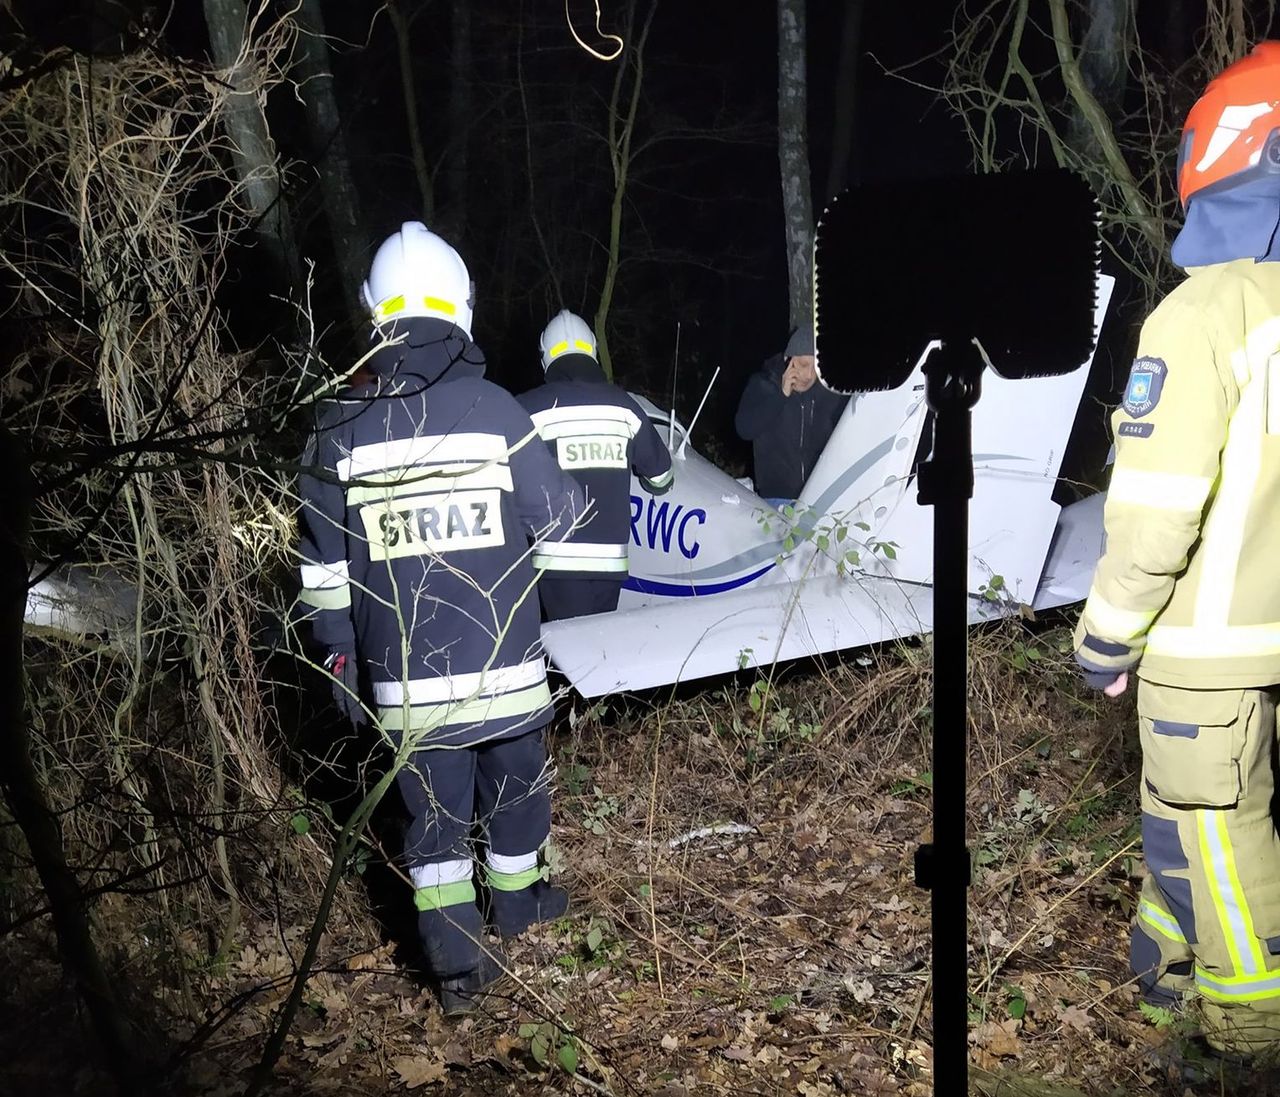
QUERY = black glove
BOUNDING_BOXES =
[1078,664,1123,691]
[1074,633,1138,693]
[324,650,366,725]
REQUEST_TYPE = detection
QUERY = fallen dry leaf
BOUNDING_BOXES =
[846,977,875,1003]
[1058,1004,1093,1033]
[970,1019,1021,1058]
[661,1033,680,1051]
[392,1055,447,1089]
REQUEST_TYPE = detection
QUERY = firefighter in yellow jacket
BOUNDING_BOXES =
[1075,43,1280,1056]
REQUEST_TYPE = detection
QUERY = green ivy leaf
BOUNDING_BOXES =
[879,542,898,560]
[557,1041,579,1075]
[518,1023,539,1039]
[855,521,870,531]
[586,926,604,954]
[816,534,829,552]
[1006,987,1027,1020]
[530,1033,550,1065]
[290,812,310,835]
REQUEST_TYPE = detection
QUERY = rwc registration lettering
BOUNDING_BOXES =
[360,488,505,559]
[557,436,628,469]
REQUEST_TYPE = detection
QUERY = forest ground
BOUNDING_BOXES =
[5,619,1280,1097]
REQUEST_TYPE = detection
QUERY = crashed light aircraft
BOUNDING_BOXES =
[539,274,1115,697]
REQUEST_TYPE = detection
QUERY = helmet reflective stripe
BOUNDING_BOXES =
[539,309,597,370]
[361,221,473,338]
[1196,102,1275,173]
[374,294,459,323]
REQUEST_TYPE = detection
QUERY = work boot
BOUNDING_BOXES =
[490,881,570,938]
[438,943,508,1018]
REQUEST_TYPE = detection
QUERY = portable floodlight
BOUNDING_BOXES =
[813,168,1100,1096]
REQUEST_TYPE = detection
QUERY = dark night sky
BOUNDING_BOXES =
[7,0,1105,473]
[314,0,977,469]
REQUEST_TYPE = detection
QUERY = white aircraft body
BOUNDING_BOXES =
[540,275,1115,697]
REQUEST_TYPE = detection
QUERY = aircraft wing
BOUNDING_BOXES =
[541,492,1107,697]
[542,571,1004,697]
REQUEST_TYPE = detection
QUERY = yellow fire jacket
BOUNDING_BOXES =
[1075,258,1280,689]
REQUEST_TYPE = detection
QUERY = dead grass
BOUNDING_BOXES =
[11,616,1280,1095]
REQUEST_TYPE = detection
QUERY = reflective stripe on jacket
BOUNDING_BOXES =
[518,356,673,577]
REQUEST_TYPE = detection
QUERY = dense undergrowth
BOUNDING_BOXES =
[7,617,1280,1096]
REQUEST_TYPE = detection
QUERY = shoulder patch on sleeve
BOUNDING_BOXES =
[1121,356,1166,419]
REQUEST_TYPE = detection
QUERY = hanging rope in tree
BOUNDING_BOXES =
[564,0,623,61]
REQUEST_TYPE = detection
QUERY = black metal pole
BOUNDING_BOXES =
[914,342,982,1097]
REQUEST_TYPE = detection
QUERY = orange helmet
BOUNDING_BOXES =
[1178,41,1280,210]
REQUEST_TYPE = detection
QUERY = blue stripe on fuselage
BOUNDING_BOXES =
[622,563,776,597]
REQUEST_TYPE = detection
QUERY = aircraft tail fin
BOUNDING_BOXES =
[799,273,1115,602]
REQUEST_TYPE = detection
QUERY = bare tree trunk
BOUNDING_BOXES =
[0,430,146,1092]
[1066,0,1134,161]
[445,0,471,243]
[777,0,815,334]
[1048,0,1162,249]
[517,7,563,308]
[824,0,864,202]
[1164,0,1191,67]
[293,0,366,317]
[202,0,298,289]
[594,0,657,381]
[389,0,434,223]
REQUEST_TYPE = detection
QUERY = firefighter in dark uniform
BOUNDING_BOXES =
[296,223,582,1015]
[518,309,674,620]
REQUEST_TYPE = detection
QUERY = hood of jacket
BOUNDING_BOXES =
[1171,175,1280,270]
[365,317,487,388]
[544,353,606,385]
[760,352,786,384]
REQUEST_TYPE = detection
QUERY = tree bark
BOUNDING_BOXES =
[1066,0,1134,161]
[445,0,471,243]
[389,0,434,223]
[1048,0,1162,249]
[202,0,298,290]
[0,429,146,1092]
[594,0,656,381]
[777,0,815,334]
[293,0,366,318]
[824,0,864,202]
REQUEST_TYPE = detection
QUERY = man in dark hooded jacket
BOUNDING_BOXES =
[734,326,847,505]
[518,309,674,620]
[296,223,584,1016]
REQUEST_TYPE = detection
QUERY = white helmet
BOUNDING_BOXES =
[539,309,597,371]
[361,221,474,338]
